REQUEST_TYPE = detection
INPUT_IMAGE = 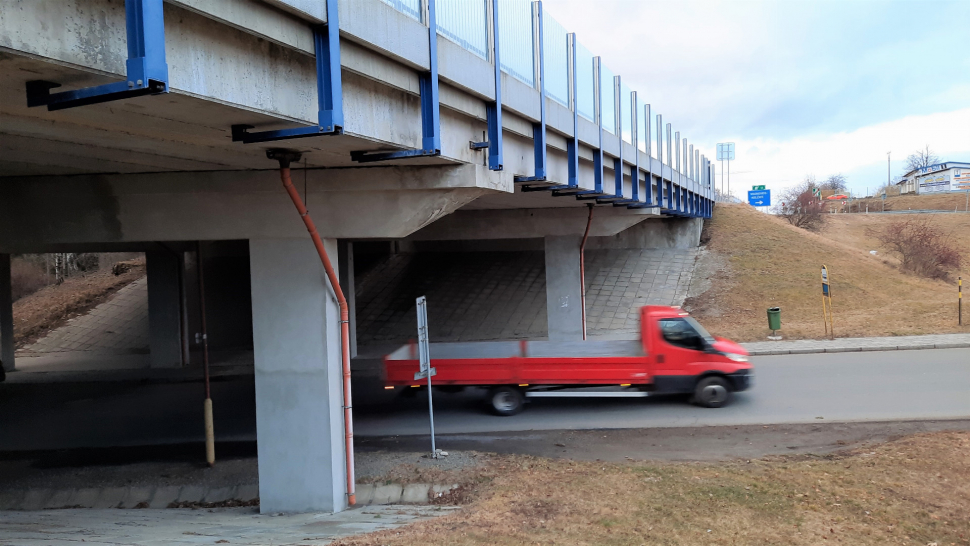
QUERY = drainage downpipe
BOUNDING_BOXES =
[579,203,594,340]
[273,154,356,507]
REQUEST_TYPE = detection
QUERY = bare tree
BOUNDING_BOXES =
[772,177,826,231]
[819,174,847,192]
[904,145,941,173]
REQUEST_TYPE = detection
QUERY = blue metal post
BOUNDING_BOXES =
[644,103,652,205]
[350,0,442,161]
[232,0,343,142]
[515,2,547,182]
[566,33,579,187]
[613,76,623,197]
[593,57,604,193]
[420,0,441,153]
[27,0,169,110]
[630,91,640,203]
[487,0,504,170]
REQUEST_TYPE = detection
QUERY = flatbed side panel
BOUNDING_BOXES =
[385,340,645,361]
[384,357,651,386]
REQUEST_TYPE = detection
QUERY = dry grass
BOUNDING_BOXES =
[12,259,146,348]
[336,432,970,545]
[821,213,970,277]
[684,204,967,342]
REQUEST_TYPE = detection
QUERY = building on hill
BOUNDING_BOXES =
[897,161,970,194]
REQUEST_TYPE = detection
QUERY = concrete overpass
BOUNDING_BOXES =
[0,0,715,514]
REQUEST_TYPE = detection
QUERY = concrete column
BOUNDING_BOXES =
[249,238,346,514]
[147,249,183,369]
[0,254,14,373]
[544,236,584,341]
[337,241,357,358]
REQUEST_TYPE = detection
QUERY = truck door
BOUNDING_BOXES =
[652,317,713,393]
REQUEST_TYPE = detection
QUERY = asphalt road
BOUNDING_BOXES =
[1,348,967,451]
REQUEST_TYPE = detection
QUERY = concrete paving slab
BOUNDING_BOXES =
[0,505,458,545]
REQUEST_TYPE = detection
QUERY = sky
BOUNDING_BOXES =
[543,0,970,199]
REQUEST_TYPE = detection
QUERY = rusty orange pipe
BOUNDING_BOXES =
[278,165,356,506]
[580,203,594,340]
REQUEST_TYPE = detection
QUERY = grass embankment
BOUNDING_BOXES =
[13,260,146,348]
[338,432,970,545]
[684,203,967,341]
[822,213,970,271]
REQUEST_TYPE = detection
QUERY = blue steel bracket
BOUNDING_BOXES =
[352,0,441,162]
[26,0,168,111]
[234,0,343,143]
[514,2,548,183]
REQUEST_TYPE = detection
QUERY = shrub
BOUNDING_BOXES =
[11,257,51,301]
[869,218,963,280]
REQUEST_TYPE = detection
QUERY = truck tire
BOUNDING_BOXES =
[488,386,524,416]
[693,376,732,408]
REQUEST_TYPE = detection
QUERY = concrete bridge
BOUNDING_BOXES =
[0,0,714,513]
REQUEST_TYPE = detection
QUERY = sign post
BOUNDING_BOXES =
[959,276,963,326]
[414,296,438,458]
[717,143,735,198]
[821,265,834,337]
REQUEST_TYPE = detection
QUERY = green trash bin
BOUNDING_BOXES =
[767,307,782,331]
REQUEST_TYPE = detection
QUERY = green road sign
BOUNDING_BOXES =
[752,185,765,190]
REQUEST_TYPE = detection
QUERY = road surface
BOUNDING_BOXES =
[0,348,967,451]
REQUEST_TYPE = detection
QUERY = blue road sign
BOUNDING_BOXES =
[748,189,771,207]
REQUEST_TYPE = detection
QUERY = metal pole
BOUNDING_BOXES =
[959,276,963,326]
[427,367,436,455]
[197,242,214,467]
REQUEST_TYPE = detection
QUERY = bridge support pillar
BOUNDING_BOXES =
[544,236,584,341]
[0,254,13,373]
[249,237,347,514]
[147,249,183,369]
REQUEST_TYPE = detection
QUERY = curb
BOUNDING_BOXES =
[744,341,970,356]
[0,482,459,511]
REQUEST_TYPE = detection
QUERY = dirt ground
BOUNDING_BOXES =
[338,429,970,546]
[12,259,146,348]
[684,203,968,342]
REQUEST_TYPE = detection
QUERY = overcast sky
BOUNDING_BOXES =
[543,0,970,198]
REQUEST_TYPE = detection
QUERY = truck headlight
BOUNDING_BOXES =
[725,353,749,362]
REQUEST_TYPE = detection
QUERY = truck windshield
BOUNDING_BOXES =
[684,317,716,344]
[659,317,715,351]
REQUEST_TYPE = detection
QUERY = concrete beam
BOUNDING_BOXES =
[0,254,13,373]
[250,237,346,514]
[405,206,658,241]
[0,165,512,249]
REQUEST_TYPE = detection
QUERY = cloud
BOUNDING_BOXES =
[699,108,970,197]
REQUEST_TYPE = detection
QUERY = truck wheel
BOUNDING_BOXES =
[693,376,732,408]
[488,387,524,416]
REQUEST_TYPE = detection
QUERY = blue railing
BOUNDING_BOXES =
[620,81,632,144]
[599,62,615,134]
[498,0,535,86]
[636,95,648,154]
[437,0,488,59]
[542,9,568,107]
[374,0,712,211]
[380,0,422,22]
[575,41,595,121]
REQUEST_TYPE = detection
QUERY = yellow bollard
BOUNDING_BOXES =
[204,398,215,466]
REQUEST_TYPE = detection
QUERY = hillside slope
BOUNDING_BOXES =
[685,204,967,341]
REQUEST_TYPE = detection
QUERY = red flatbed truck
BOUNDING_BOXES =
[384,306,752,415]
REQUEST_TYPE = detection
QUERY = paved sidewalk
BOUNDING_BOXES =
[742,333,970,355]
[18,277,149,358]
[0,505,457,545]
